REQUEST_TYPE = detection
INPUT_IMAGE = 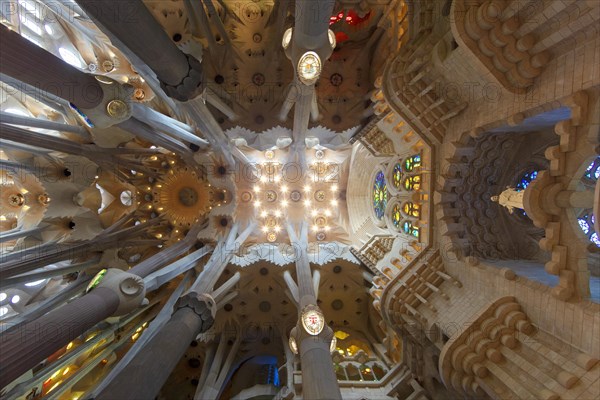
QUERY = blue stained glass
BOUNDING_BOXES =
[584,157,600,181]
[402,221,419,238]
[392,163,403,189]
[516,170,539,191]
[373,171,388,220]
[392,203,402,228]
[591,232,600,247]
[404,155,422,172]
[578,218,590,234]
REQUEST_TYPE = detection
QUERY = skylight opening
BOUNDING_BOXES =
[59,47,83,68]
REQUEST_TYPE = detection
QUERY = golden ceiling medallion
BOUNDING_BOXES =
[266,190,277,202]
[106,100,129,119]
[101,60,115,72]
[37,193,51,206]
[266,232,277,242]
[314,216,327,227]
[314,190,326,202]
[152,166,211,227]
[7,193,24,207]
[134,88,146,101]
[264,215,278,228]
[241,191,253,202]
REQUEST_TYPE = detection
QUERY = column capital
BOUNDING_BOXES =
[76,77,133,129]
[92,268,146,316]
[160,54,205,102]
[176,292,216,332]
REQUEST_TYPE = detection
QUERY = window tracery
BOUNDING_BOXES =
[577,157,599,247]
[402,221,419,239]
[403,175,421,191]
[392,162,403,189]
[403,202,420,218]
[372,170,388,220]
[403,154,421,172]
[391,203,402,229]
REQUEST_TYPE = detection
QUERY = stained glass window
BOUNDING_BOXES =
[403,175,421,191]
[373,171,388,220]
[578,217,590,235]
[583,156,600,181]
[591,233,600,247]
[578,213,599,247]
[402,221,419,238]
[392,163,403,189]
[516,170,538,191]
[391,203,402,228]
[404,155,422,172]
[403,202,420,218]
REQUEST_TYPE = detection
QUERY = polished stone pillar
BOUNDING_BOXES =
[0,111,88,136]
[0,25,102,109]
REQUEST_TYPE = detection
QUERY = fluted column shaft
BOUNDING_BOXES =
[0,221,165,387]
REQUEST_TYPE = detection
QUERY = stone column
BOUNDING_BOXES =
[0,219,153,278]
[95,306,208,400]
[0,123,142,172]
[76,0,204,101]
[555,190,595,209]
[1,267,144,386]
[193,331,241,399]
[0,287,119,389]
[286,223,342,400]
[93,223,255,399]
[0,220,194,388]
[0,24,102,109]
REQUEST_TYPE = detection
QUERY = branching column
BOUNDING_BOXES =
[286,222,341,400]
[0,24,102,109]
[76,0,204,102]
[94,222,256,400]
[0,221,195,388]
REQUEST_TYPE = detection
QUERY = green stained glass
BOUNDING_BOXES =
[403,175,421,191]
[403,202,420,218]
[373,171,388,220]
[392,203,402,228]
[404,154,422,172]
[392,163,403,189]
[402,221,420,239]
[86,269,107,293]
